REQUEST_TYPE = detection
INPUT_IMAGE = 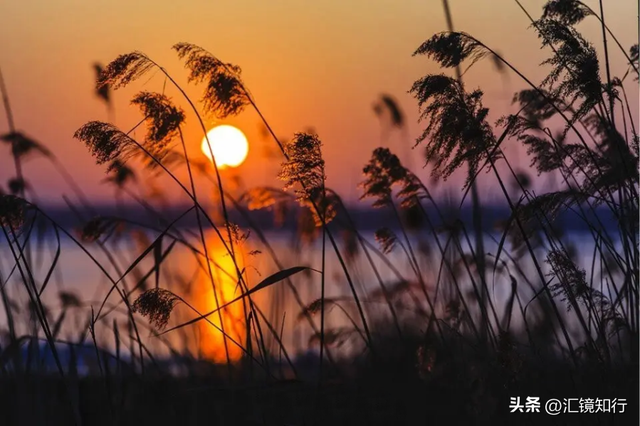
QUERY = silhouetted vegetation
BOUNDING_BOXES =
[0,0,637,424]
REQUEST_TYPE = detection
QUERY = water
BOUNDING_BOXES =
[0,228,617,370]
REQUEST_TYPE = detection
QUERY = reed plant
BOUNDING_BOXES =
[0,0,636,424]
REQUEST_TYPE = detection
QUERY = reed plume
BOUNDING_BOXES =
[75,95,184,171]
[80,216,123,243]
[511,89,560,127]
[7,178,27,196]
[360,147,406,207]
[411,75,497,187]
[534,18,602,124]
[73,121,135,169]
[131,92,185,144]
[131,91,185,162]
[542,0,592,25]
[413,32,488,70]
[630,44,639,80]
[374,228,398,255]
[279,133,325,200]
[0,193,28,230]
[132,288,181,331]
[241,187,290,211]
[93,63,111,104]
[374,94,405,128]
[58,291,82,309]
[278,132,335,225]
[0,131,51,160]
[96,52,154,90]
[173,42,249,118]
[103,159,136,188]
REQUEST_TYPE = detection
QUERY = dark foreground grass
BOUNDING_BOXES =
[0,355,636,426]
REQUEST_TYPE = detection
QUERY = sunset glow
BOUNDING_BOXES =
[201,125,249,169]
[1,0,638,421]
[195,235,246,363]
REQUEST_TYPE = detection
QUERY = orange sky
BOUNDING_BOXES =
[0,0,637,206]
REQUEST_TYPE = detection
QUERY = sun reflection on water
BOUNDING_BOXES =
[194,234,246,363]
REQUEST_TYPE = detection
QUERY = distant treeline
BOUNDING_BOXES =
[38,202,620,233]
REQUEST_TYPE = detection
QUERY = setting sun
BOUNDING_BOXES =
[201,125,249,169]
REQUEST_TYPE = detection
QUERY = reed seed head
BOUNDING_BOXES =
[542,0,592,26]
[410,75,496,185]
[132,288,180,330]
[73,121,135,169]
[0,194,28,231]
[97,52,154,90]
[374,227,397,254]
[173,42,249,118]
[1,131,51,160]
[131,92,185,148]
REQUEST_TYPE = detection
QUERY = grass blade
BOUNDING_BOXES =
[160,266,313,335]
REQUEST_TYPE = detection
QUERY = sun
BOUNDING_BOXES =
[201,125,249,169]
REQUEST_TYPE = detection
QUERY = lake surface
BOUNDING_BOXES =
[0,228,620,368]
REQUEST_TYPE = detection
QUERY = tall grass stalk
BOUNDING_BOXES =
[440,0,490,344]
